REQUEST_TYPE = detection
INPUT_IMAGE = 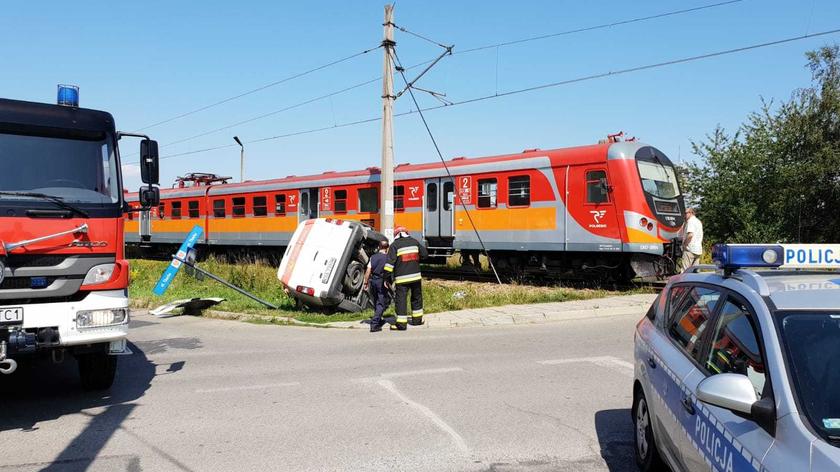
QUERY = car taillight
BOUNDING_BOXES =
[295,285,315,296]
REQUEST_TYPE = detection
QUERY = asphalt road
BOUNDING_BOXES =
[0,310,644,472]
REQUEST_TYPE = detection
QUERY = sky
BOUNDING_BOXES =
[2,0,839,192]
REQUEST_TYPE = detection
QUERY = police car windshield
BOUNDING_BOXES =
[636,160,680,199]
[777,311,840,445]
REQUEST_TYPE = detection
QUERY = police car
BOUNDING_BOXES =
[633,244,840,471]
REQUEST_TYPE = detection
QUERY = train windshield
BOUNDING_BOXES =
[0,131,120,204]
[637,160,680,199]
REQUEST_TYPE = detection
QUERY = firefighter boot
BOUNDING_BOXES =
[409,310,424,326]
[391,315,408,331]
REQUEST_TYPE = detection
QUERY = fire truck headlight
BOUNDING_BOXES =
[76,308,129,329]
[83,264,115,285]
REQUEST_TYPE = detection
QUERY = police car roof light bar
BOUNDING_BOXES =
[712,244,784,274]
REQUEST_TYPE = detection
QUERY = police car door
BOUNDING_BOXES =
[679,293,774,472]
[649,283,723,471]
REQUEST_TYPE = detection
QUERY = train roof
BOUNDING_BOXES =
[128,140,654,200]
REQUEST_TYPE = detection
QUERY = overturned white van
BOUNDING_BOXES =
[277,218,387,312]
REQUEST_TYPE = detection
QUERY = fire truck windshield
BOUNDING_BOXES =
[0,131,120,204]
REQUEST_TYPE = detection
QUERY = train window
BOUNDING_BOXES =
[188,200,200,218]
[395,186,405,211]
[477,178,497,209]
[253,196,267,217]
[426,183,437,211]
[334,190,347,214]
[158,202,165,219]
[232,197,246,217]
[508,176,530,207]
[358,188,378,213]
[213,199,226,218]
[275,194,286,215]
[171,201,182,219]
[586,170,610,204]
[443,181,455,211]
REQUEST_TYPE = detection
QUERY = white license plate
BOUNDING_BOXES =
[0,307,23,325]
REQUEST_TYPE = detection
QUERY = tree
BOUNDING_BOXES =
[682,45,840,244]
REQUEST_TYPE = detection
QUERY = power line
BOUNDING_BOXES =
[457,0,744,55]
[133,45,381,132]
[160,78,380,149]
[135,27,840,163]
[139,1,740,146]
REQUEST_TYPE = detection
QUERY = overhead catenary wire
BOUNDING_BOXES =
[391,48,503,286]
[134,26,840,164]
[139,1,741,150]
[133,45,381,132]
[456,0,744,55]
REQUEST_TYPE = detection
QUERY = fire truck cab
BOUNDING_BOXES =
[0,91,159,389]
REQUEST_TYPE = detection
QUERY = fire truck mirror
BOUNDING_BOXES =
[140,139,160,185]
[139,186,160,208]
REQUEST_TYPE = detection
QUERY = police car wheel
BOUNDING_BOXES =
[633,389,664,471]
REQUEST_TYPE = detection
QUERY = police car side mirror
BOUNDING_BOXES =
[696,373,757,415]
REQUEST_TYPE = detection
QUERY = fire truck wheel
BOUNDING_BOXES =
[78,352,117,391]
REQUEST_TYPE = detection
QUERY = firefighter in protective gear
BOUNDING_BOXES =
[384,225,428,330]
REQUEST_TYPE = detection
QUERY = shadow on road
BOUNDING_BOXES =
[0,333,200,471]
[594,408,637,472]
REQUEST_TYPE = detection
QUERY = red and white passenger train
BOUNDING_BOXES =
[126,136,686,279]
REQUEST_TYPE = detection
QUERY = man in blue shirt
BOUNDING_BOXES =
[364,240,391,332]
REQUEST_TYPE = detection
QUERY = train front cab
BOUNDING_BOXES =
[607,142,685,278]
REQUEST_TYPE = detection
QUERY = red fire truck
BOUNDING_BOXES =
[0,90,160,389]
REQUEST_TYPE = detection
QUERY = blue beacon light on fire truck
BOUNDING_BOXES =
[57,84,79,107]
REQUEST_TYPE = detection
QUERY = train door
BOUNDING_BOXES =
[299,188,319,222]
[423,178,454,240]
[567,166,621,248]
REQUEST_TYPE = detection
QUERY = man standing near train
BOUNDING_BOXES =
[680,207,704,270]
[364,240,391,332]
[384,225,428,330]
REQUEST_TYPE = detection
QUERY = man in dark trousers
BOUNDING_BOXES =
[384,225,428,330]
[364,240,391,332]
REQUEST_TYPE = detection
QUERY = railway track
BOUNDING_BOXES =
[420,266,668,290]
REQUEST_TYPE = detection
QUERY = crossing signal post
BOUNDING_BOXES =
[153,226,278,310]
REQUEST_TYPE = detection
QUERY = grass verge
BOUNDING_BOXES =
[129,258,648,325]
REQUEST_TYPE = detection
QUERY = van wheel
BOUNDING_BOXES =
[78,352,117,391]
[633,389,665,471]
[344,261,364,293]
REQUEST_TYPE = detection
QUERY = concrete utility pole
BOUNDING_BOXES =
[380,4,396,241]
[233,136,245,182]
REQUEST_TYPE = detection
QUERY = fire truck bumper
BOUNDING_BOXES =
[17,289,130,349]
